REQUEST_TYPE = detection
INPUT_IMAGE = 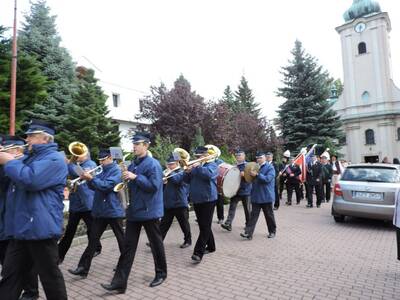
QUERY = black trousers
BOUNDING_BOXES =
[397,228,400,260]
[0,239,9,265]
[193,201,216,259]
[78,217,124,273]
[245,203,276,237]
[160,207,191,244]
[286,181,301,204]
[58,210,102,261]
[112,219,167,288]
[216,194,224,221]
[306,182,323,206]
[0,239,67,300]
[321,182,331,202]
[273,181,280,208]
[225,195,250,226]
[278,177,285,200]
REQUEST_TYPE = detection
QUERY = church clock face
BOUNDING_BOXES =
[354,22,366,33]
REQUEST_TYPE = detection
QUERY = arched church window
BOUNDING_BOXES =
[397,128,400,141]
[362,91,370,102]
[365,129,375,145]
[358,42,367,54]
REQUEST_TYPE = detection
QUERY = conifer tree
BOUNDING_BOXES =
[57,67,120,158]
[234,76,261,117]
[277,40,343,152]
[0,26,48,133]
[220,85,236,111]
[18,0,76,127]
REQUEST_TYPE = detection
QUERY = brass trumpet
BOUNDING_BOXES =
[0,144,28,152]
[67,165,103,191]
[68,141,88,163]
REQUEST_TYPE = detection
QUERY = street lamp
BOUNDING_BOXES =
[9,0,17,135]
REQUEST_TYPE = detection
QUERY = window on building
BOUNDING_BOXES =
[112,93,120,107]
[362,91,370,102]
[139,99,145,112]
[358,42,367,55]
[365,129,375,145]
[397,128,400,141]
[339,135,347,145]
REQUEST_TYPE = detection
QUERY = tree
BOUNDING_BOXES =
[150,134,178,167]
[234,76,261,117]
[137,75,208,150]
[220,85,236,110]
[57,67,120,158]
[18,0,76,128]
[0,26,48,133]
[276,40,344,152]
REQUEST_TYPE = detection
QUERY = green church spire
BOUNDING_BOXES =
[343,0,381,22]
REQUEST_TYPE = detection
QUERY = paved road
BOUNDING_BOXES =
[47,200,399,299]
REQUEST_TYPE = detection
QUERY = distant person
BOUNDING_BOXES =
[393,189,400,261]
[393,158,400,165]
[382,156,390,163]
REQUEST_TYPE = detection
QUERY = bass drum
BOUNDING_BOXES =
[217,163,241,198]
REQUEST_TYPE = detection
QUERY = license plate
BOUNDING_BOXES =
[353,191,383,200]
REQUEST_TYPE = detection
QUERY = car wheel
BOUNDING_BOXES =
[334,215,345,223]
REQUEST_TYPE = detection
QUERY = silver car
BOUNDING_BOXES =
[331,163,400,222]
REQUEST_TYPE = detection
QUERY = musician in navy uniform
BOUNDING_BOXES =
[0,120,68,300]
[101,132,167,293]
[282,156,302,205]
[241,151,276,240]
[184,146,218,264]
[277,150,290,209]
[306,154,323,208]
[69,149,125,278]
[221,149,251,231]
[266,152,280,209]
[214,156,225,224]
[58,148,102,264]
[160,155,191,248]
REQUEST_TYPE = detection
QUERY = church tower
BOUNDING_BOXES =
[334,0,400,163]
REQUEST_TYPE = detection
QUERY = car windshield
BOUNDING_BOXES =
[341,167,400,183]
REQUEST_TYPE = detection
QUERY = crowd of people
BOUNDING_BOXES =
[0,118,352,299]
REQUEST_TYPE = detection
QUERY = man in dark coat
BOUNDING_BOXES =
[306,154,323,208]
[282,157,302,205]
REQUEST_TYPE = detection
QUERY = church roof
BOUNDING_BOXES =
[343,0,381,22]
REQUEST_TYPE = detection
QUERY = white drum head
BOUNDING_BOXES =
[222,166,241,198]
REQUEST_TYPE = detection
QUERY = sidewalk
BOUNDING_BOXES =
[52,201,400,299]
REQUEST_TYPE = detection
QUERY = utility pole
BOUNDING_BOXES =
[9,0,17,135]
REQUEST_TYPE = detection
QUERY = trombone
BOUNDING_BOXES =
[0,144,28,152]
[67,165,103,191]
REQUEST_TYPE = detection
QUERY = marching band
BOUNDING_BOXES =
[0,119,337,299]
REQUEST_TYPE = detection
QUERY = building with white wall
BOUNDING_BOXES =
[333,0,400,163]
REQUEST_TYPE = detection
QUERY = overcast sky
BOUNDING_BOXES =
[1,0,399,119]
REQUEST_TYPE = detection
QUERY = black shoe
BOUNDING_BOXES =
[180,242,191,249]
[149,275,166,287]
[240,232,252,240]
[306,204,313,208]
[93,250,101,258]
[100,283,126,294]
[267,232,276,239]
[285,201,292,206]
[19,293,39,300]
[191,254,202,264]
[68,266,88,278]
[204,249,215,254]
[273,206,279,210]
[221,223,232,231]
